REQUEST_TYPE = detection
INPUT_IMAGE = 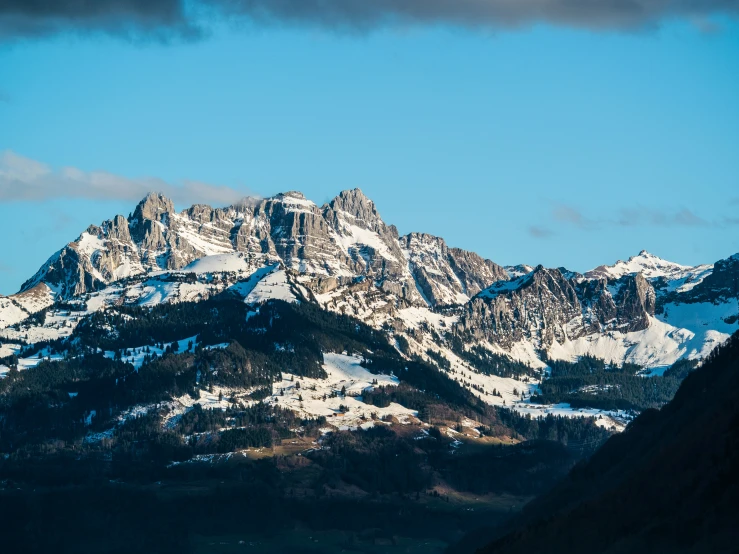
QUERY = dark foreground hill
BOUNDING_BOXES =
[477,330,739,554]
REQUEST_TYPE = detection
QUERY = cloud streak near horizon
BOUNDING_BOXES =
[0,0,737,39]
[541,203,738,234]
[0,150,254,207]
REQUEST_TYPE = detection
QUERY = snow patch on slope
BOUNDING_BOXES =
[244,268,297,305]
[102,336,229,370]
[586,250,712,285]
[333,221,398,264]
[263,353,416,430]
[182,252,253,274]
[0,297,27,328]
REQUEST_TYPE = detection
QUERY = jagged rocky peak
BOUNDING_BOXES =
[585,249,695,281]
[557,267,582,280]
[279,190,309,200]
[329,188,384,231]
[124,192,176,258]
[669,251,739,304]
[267,191,312,207]
[266,191,319,215]
[183,203,216,223]
[104,214,132,242]
[616,272,656,323]
[505,264,534,279]
[462,263,659,348]
[400,232,508,306]
[458,265,584,347]
[130,192,175,224]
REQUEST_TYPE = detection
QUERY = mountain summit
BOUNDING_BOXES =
[585,249,712,282]
[3,189,738,376]
[16,190,509,309]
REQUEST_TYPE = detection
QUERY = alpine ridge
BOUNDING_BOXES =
[1,189,738,430]
[17,188,509,308]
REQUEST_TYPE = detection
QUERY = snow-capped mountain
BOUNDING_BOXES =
[400,232,509,306]
[461,252,737,369]
[3,189,738,379]
[0,284,55,328]
[585,249,716,299]
[20,189,496,307]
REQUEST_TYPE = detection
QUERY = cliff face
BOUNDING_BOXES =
[19,189,505,309]
[478,331,739,554]
[11,189,738,368]
[400,232,508,306]
[453,266,658,348]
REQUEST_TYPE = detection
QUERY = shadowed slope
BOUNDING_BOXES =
[478,330,739,554]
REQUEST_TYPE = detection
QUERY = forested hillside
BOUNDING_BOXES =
[478,331,739,554]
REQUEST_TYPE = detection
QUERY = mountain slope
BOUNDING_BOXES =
[2,190,738,429]
[18,190,511,309]
[478,330,739,554]
[12,190,737,370]
[0,284,55,327]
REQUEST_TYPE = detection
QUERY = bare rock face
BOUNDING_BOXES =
[614,273,656,332]
[448,247,509,295]
[96,215,142,282]
[257,192,341,271]
[21,244,105,299]
[665,253,739,306]
[21,189,430,303]
[105,215,131,243]
[400,233,508,306]
[22,186,717,363]
[455,265,658,348]
[576,278,618,331]
[131,192,175,228]
[125,193,179,269]
[328,188,385,233]
[456,267,581,347]
[326,188,409,288]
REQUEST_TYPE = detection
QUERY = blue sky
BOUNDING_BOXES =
[1,16,738,295]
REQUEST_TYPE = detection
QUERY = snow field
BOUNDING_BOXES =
[263,353,416,430]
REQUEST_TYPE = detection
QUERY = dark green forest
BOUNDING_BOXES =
[530,354,699,411]
[0,294,705,553]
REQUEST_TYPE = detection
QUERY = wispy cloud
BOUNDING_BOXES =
[527,225,554,239]
[544,202,735,232]
[0,150,255,207]
[691,16,724,34]
[616,207,710,227]
[1,0,737,40]
[552,204,599,230]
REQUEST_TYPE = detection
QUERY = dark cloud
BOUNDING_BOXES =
[0,0,738,39]
[528,225,554,238]
[216,0,739,31]
[0,0,198,40]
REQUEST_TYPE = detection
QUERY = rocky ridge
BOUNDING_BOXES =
[3,190,738,372]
